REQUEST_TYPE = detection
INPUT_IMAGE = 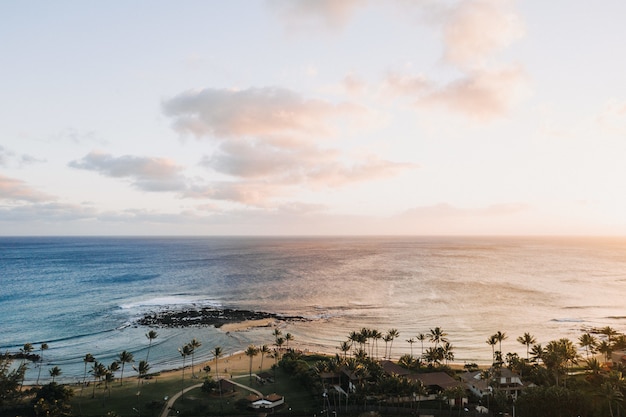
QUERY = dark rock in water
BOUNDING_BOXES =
[136,306,307,328]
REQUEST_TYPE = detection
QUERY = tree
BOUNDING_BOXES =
[259,344,270,371]
[429,327,448,348]
[19,343,34,390]
[383,334,392,359]
[213,346,223,379]
[517,333,536,361]
[339,341,351,361]
[48,366,61,383]
[285,333,294,349]
[178,344,193,402]
[371,329,383,359]
[108,361,120,383]
[495,331,507,353]
[90,361,106,398]
[486,335,498,362]
[32,382,73,417]
[578,332,597,360]
[416,333,426,357]
[406,337,415,357]
[189,338,202,377]
[117,350,134,386]
[0,353,26,406]
[36,343,49,385]
[387,329,400,359]
[245,345,258,380]
[599,381,624,417]
[598,340,613,363]
[81,353,95,396]
[133,360,151,387]
[145,330,158,362]
[543,338,578,386]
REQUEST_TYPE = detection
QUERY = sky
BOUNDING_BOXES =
[2,0,626,236]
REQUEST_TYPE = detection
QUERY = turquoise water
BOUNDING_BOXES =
[2,236,625,383]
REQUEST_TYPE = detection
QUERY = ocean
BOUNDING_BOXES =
[1,236,625,383]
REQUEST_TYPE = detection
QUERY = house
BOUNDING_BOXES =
[248,393,285,410]
[380,361,467,405]
[461,368,526,399]
[611,350,626,366]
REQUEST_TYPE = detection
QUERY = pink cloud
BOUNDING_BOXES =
[0,174,52,202]
[419,65,527,120]
[442,0,524,68]
[267,0,368,30]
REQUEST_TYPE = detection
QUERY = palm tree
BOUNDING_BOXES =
[189,338,202,377]
[36,343,49,385]
[145,330,158,362]
[416,333,426,357]
[81,353,95,396]
[339,341,351,361]
[429,327,448,349]
[598,340,613,363]
[383,334,393,359]
[442,341,454,365]
[272,328,282,340]
[495,331,507,353]
[486,335,498,361]
[178,344,192,401]
[285,333,294,350]
[117,350,134,386]
[90,361,107,398]
[133,360,151,387]
[579,332,598,360]
[259,344,270,371]
[517,333,536,361]
[213,346,223,379]
[348,331,360,356]
[371,329,383,359]
[599,381,624,417]
[49,366,61,383]
[275,337,285,360]
[387,329,400,359]
[19,343,34,390]
[245,345,259,380]
[600,326,619,345]
[406,337,415,357]
[108,361,120,385]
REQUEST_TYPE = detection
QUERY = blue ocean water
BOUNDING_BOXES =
[2,236,626,383]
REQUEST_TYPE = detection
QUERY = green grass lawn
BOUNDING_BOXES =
[70,375,201,417]
[69,365,318,417]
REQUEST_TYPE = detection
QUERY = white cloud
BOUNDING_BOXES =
[69,151,187,192]
[162,86,370,140]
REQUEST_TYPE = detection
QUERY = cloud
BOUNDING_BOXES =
[267,0,368,30]
[162,86,370,140]
[69,151,187,192]
[161,85,414,205]
[419,65,528,120]
[0,174,52,202]
[381,0,527,121]
[442,0,524,69]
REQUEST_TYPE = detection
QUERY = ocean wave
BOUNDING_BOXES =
[550,318,585,323]
[119,296,222,310]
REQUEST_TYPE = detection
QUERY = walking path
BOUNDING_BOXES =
[158,375,261,417]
